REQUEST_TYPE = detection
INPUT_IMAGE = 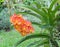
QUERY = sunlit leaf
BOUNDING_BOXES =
[0,0,4,2]
[53,5,60,14]
[27,40,41,47]
[35,39,49,47]
[16,11,41,19]
[34,1,41,9]
[14,3,49,24]
[27,39,49,47]
[49,0,57,11]
[57,0,60,5]
[15,33,50,47]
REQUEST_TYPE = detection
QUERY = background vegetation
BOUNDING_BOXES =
[0,0,60,47]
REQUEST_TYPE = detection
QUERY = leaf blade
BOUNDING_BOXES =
[15,33,50,47]
[49,0,57,11]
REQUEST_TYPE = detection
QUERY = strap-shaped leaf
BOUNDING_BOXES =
[27,40,41,47]
[49,0,57,11]
[16,11,41,19]
[15,33,50,47]
[48,8,55,26]
[33,1,48,15]
[53,5,60,14]
[41,8,49,23]
[34,1,41,9]
[19,5,48,20]
[31,21,41,26]
[34,2,48,21]
[32,22,52,29]
[48,0,58,26]
[23,5,45,17]
[27,39,49,47]
[48,12,54,26]
[35,39,49,47]
[42,8,48,15]
[14,4,48,23]
[24,6,49,23]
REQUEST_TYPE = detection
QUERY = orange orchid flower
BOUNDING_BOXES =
[10,14,34,36]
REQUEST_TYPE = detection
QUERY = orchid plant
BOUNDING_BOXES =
[10,0,60,47]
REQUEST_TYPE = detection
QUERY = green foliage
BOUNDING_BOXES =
[15,33,50,47]
[0,8,11,31]
[23,0,35,5]
[0,0,4,12]
[27,39,49,47]
[57,0,60,5]
[13,0,60,47]
[0,0,4,2]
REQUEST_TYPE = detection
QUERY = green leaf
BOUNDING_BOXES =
[15,33,50,47]
[34,1,41,9]
[48,11,54,26]
[22,5,49,23]
[57,0,60,5]
[49,0,57,11]
[27,39,49,47]
[48,0,58,26]
[42,8,48,14]
[50,39,59,47]
[32,21,53,29]
[44,39,50,47]
[0,0,4,2]
[41,8,49,23]
[31,21,41,26]
[14,4,48,23]
[17,4,47,19]
[16,11,41,19]
[44,44,50,47]
[53,5,60,14]
[27,40,41,47]
[35,39,49,47]
[23,5,43,17]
